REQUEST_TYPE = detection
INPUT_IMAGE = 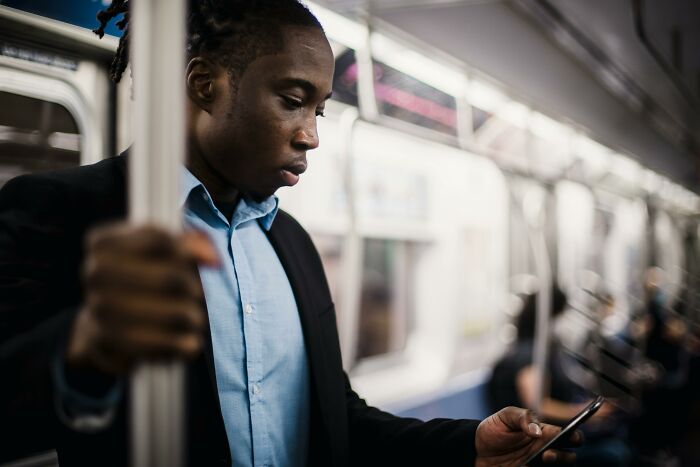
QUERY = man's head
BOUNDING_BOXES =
[96,0,335,200]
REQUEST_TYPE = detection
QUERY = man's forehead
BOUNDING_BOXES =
[253,49,334,78]
[279,24,333,56]
[254,29,334,85]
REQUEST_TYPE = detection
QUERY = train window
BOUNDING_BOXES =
[371,60,459,138]
[330,40,359,107]
[356,238,414,361]
[0,91,80,182]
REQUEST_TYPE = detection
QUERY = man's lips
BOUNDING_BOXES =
[279,160,307,187]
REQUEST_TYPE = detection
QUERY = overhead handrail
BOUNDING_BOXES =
[631,0,699,111]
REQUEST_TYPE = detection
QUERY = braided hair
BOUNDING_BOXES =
[94,0,323,83]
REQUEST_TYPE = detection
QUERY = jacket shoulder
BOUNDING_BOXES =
[0,156,127,228]
[2,155,124,195]
[273,209,312,239]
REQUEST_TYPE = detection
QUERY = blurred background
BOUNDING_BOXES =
[1,0,699,465]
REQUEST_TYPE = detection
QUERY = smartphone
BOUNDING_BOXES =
[521,395,606,466]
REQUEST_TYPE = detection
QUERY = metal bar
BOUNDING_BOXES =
[522,185,553,413]
[338,107,363,368]
[355,16,379,121]
[631,0,698,109]
[129,1,186,466]
[530,229,552,413]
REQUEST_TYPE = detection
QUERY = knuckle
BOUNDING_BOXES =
[175,304,204,330]
[189,306,205,327]
[137,226,177,255]
[178,334,202,357]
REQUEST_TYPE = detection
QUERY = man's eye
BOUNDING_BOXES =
[282,96,303,109]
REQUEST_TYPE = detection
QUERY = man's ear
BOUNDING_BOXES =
[186,57,216,112]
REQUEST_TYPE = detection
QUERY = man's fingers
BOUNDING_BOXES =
[493,406,544,439]
[542,448,576,464]
[515,408,542,438]
[84,256,205,299]
[99,323,203,361]
[181,230,219,266]
[553,428,584,449]
[87,224,177,258]
[87,224,219,267]
[90,294,205,332]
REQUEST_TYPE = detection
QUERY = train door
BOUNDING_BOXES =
[0,7,115,184]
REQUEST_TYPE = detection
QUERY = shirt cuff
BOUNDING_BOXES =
[52,342,123,431]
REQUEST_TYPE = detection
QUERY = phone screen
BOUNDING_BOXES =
[521,395,605,466]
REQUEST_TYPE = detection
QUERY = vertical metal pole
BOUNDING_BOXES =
[338,107,362,369]
[531,231,552,414]
[355,14,379,121]
[522,185,552,413]
[129,1,186,466]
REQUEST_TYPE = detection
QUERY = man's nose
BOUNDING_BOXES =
[292,120,319,150]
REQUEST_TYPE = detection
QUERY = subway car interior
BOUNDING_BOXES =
[1,0,699,466]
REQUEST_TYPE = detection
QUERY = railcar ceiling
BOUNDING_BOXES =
[318,0,700,189]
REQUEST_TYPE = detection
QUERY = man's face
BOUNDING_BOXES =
[192,25,335,199]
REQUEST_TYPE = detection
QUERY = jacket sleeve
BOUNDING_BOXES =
[344,371,480,466]
[0,173,92,461]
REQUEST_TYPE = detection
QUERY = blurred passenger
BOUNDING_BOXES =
[488,286,630,467]
[637,267,686,381]
[630,267,691,466]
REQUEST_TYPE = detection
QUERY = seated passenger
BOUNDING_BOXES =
[488,286,630,467]
[630,267,690,465]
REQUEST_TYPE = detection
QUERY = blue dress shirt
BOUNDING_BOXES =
[180,168,310,467]
[53,168,311,466]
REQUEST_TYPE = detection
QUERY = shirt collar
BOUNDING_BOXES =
[180,166,279,231]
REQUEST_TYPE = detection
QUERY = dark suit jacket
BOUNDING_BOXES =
[0,155,480,466]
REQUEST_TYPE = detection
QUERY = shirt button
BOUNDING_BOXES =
[252,383,261,395]
[244,304,253,314]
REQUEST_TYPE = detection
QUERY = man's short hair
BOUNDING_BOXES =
[94,0,324,83]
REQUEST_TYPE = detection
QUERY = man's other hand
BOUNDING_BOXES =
[475,406,581,466]
[66,224,219,375]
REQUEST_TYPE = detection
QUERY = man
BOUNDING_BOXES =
[0,1,579,465]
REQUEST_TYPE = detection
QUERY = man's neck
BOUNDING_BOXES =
[212,197,239,221]
[186,149,240,206]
